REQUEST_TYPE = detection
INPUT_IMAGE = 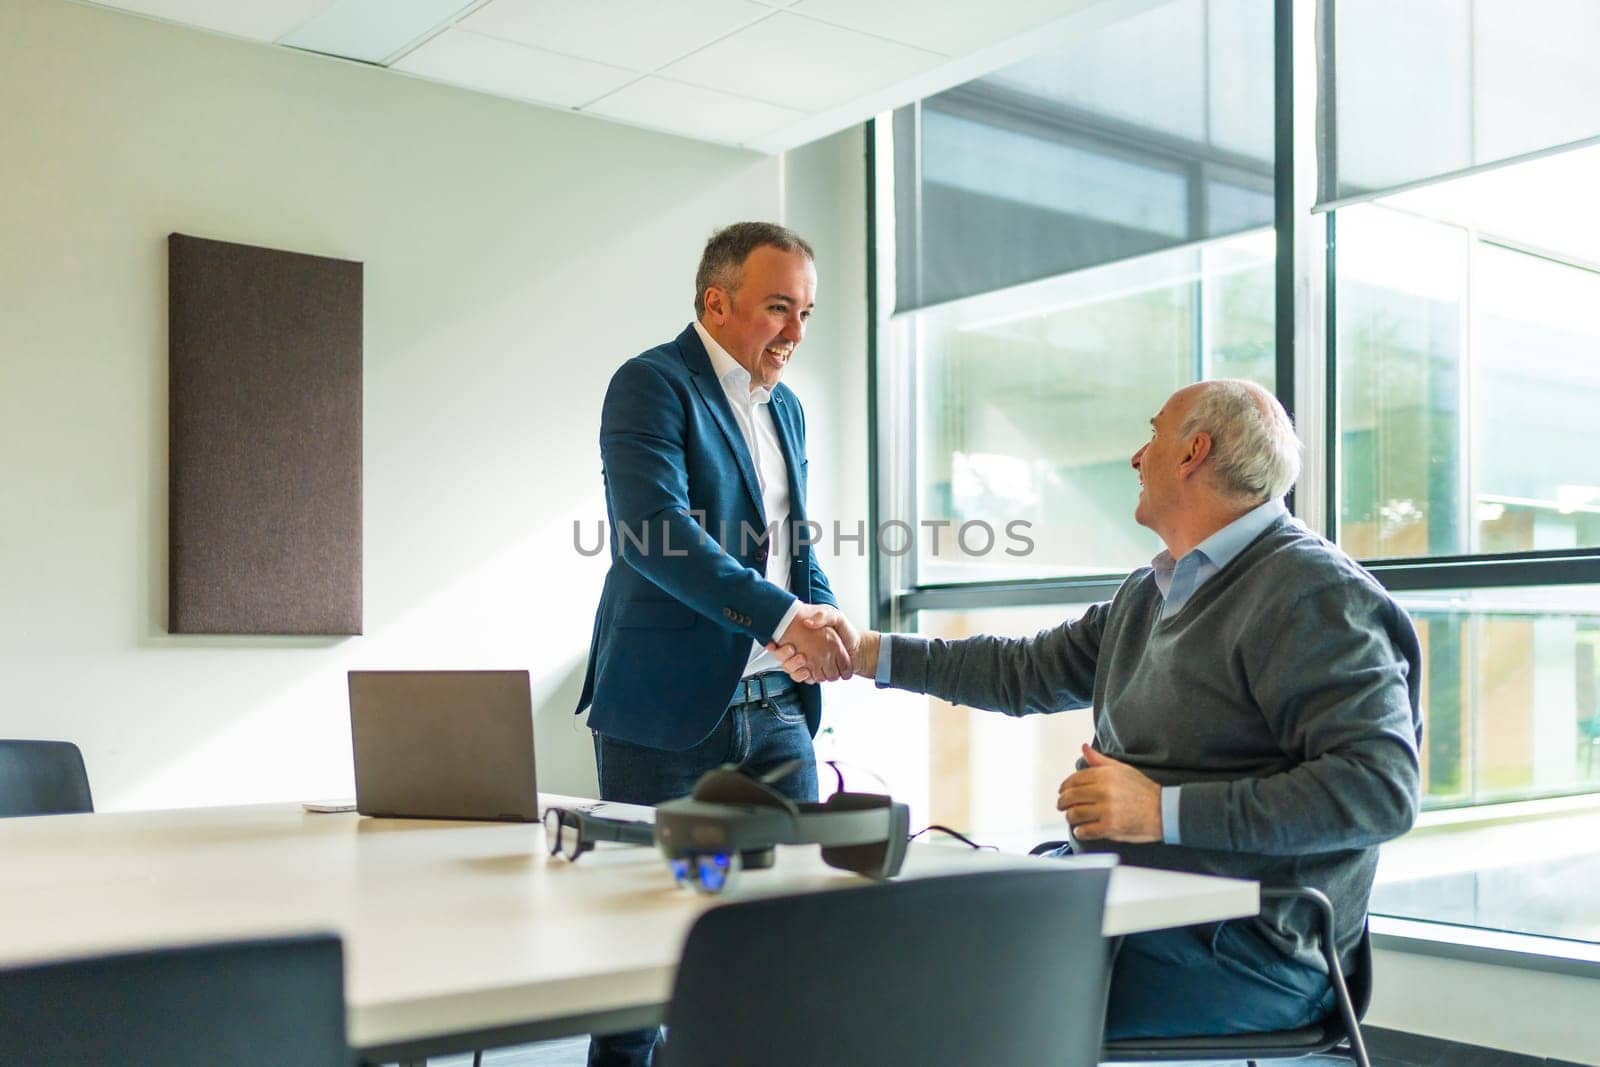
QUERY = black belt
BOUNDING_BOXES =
[730,670,796,705]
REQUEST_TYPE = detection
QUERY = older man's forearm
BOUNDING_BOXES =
[873,623,1098,717]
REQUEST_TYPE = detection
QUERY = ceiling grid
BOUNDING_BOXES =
[75,0,1147,151]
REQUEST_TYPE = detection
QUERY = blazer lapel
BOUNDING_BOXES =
[769,391,807,523]
[677,327,765,520]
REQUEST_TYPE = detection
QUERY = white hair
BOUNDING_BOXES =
[1179,379,1301,502]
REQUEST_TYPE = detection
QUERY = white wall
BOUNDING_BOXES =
[0,0,870,810]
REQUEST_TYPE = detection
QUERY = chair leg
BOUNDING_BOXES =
[1346,1028,1373,1067]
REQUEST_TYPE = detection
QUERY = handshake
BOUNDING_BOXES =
[766,604,880,684]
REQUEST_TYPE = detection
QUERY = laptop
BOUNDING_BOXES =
[347,669,539,822]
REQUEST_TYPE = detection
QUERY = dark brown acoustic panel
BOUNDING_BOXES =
[168,233,363,635]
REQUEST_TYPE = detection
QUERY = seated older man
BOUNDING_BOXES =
[774,379,1422,1038]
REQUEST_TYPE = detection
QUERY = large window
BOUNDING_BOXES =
[909,233,1274,585]
[865,0,1600,952]
[1336,172,1600,562]
[894,0,1273,313]
[882,0,1277,601]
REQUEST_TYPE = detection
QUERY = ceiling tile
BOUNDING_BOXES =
[462,0,771,73]
[89,0,334,41]
[279,0,476,63]
[584,77,807,147]
[791,0,1097,57]
[661,11,942,113]
[393,28,639,108]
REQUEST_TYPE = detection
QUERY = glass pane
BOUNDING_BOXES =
[1475,245,1600,551]
[1399,586,1600,807]
[1374,585,1600,944]
[913,603,1097,847]
[1335,145,1600,559]
[1206,178,1274,236]
[1334,208,1468,559]
[907,231,1275,584]
[896,0,1273,311]
[915,108,1190,304]
[1206,0,1275,160]
[986,0,1207,140]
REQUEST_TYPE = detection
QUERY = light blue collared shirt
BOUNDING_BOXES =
[1151,499,1286,843]
[879,499,1289,847]
[1150,498,1287,620]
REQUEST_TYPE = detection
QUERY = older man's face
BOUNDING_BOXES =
[1130,387,1200,530]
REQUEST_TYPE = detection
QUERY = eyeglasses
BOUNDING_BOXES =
[543,804,740,891]
[543,806,655,863]
[544,806,588,861]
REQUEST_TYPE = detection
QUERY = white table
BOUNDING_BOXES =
[0,799,1257,1061]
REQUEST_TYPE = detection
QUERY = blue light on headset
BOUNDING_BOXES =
[696,853,732,893]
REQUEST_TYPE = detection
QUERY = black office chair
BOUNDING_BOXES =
[660,859,1117,1067]
[1101,886,1373,1067]
[0,932,349,1066]
[0,739,93,817]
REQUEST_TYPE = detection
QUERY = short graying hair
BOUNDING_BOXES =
[694,222,814,316]
[1180,379,1302,502]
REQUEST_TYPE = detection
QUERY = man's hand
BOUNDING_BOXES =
[766,607,877,683]
[770,604,857,683]
[1056,744,1163,843]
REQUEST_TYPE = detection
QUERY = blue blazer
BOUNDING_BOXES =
[577,325,837,750]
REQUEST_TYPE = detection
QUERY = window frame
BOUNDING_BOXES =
[868,0,1600,627]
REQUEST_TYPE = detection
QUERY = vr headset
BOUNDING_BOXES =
[654,762,910,894]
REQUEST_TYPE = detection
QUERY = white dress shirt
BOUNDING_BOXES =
[692,321,802,677]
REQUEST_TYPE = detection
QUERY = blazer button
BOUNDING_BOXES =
[754,546,769,568]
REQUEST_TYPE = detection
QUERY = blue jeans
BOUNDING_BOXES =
[587,679,817,1067]
[1104,918,1336,1039]
[1039,843,1334,1038]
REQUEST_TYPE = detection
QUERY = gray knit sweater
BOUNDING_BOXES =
[886,516,1422,968]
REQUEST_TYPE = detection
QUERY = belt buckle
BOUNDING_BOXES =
[738,673,773,705]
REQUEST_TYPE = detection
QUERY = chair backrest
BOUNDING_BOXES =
[0,933,348,1066]
[1347,918,1374,1021]
[662,860,1116,1067]
[0,740,93,817]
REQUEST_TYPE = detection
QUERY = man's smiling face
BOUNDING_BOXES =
[702,245,816,391]
[1130,385,1203,531]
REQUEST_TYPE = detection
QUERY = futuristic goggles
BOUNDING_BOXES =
[654,762,910,894]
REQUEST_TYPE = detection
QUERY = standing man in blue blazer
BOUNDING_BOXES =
[576,220,853,1067]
